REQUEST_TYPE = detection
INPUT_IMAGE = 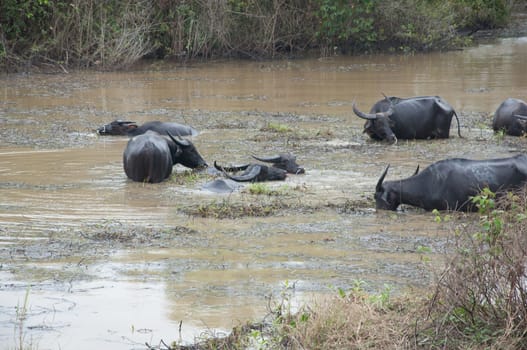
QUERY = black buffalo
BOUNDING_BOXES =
[123,130,207,183]
[214,161,287,182]
[98,120,198,137]
[252,154,305,174]
[492,98,527,136]
[213,153,304,182]
[353,95,462,144]
[375,154,527,211]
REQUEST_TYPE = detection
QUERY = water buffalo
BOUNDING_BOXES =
[97,120,199,137]
[353,95,462,144]
[213,153,304,182]
[123,130,207,183]
[214,161,287,182]
[252,153,305,174]
[375,154,527,212]
[202,178,243,193]
[492,98,527,136]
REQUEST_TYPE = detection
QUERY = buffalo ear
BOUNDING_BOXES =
[166,130,191,147]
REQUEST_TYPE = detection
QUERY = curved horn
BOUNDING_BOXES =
[214,161,250,173]
[252,154,282,163]
[412,165,419,176]
[353,103,377,120]
[514,114,527,120]
[376,165,390,192]
[223,165,262,182]
[166,130,190,147]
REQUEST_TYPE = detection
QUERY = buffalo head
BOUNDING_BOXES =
[353,103,397,144]
[166,131,208,169]
[252,153,305,174]
[214,161,287,182]
[375,165,420,210]
[97,120,138,135]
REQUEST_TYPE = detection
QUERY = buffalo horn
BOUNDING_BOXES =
[214,161,250,172]
[223,165,262,182]
[252,154,282,163]
[353,103,377,120]
[412,165,419,176]
[376,165,390,192]
[514,114,527,120]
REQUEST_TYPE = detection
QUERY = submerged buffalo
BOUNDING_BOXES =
[214,161,287,182]
[492,98,527,136]
[353,95,461,144]
[375,154,527,212]
[213,153,305,182]
[97,120,199,137]
[123,130,207,183]
[252,154,305,174]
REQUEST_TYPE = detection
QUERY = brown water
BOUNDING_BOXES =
[1,36,527,349]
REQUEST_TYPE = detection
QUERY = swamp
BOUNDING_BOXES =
[1,32,527,349]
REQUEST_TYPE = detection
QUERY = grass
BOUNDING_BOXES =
[244,183,297,196]
[184,198,288,219]
[260,122,293,133]
[170,170,207,185]
[14,287,35,350]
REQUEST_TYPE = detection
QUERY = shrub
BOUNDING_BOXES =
[422,187,527,348]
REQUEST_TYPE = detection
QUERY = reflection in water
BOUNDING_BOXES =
[1,37,527,348]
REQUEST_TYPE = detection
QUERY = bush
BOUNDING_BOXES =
[450,0,510,30]
[422,187,527,348]
[374,0,460,52]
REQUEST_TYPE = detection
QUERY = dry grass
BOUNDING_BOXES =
[278,293,423,349]
[420,187,527,349]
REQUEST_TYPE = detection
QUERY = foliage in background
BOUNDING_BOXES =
[0,0,515,71]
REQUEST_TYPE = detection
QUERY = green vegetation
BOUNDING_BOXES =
[261,122,293,134]
[184,198,288,219]
[0,0,513,71]
[14,287,32,350]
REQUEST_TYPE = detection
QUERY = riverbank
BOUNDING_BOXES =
[0,0,515,73]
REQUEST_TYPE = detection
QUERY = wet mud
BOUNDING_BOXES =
[1,35,527,349]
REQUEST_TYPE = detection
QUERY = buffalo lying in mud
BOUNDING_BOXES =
[214,162,287,182]
[213,153,305,182]
[492,98,527,136]
[97,120,199,137]
[353,95,462,144]
[252,154,305,174]
[374,154,527,212]
[123,130,207,183]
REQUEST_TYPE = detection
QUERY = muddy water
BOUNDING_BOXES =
[1,36,527,349]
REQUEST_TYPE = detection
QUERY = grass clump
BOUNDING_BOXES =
[261,122,293,134]
[170,170,207,186]
[184,199,287,219]
[245,183,294,196]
